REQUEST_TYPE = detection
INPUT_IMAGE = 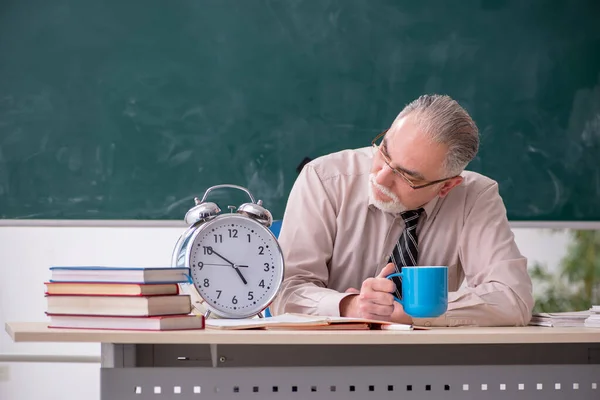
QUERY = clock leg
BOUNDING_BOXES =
[204,310,212,319]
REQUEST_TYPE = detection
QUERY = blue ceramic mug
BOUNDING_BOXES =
[386,266,448,318]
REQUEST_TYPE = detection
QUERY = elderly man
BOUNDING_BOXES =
[270,94,533,327]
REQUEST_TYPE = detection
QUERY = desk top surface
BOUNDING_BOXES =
[6,322,600,345]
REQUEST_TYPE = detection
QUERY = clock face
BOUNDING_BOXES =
[186,214,284,318]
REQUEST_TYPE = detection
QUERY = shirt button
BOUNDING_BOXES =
[424,321,432,327]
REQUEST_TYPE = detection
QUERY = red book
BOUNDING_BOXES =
[46,313,204,331]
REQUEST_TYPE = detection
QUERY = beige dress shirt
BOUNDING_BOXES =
[270,147,534,327]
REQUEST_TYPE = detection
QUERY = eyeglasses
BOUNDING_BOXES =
[371,130,458,190]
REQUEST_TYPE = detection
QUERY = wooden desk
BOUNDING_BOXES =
[6,322,600,400]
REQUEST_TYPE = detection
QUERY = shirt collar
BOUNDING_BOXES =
[420,196,438,219]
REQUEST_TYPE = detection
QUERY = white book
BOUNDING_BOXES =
[46,294,192,316]
[49,266,190,284]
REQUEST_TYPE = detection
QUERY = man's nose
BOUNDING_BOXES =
[375,165,395,187]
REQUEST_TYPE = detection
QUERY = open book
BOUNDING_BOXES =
[205,313,414,331]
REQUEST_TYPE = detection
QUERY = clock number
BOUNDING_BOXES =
[214,234,223,243]
[247,233,251,243]
[203,246,213,255]
[197,261,204,270]
[216,290,222,299]
[247,291,254,300]
[203,278,210,287]
[228,229,238,238]
[232,296,238,305]
[259,279,265,288]
[258,246,264,255]
[263,263,270,272]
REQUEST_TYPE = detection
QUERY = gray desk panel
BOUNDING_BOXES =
[101,364,600,400]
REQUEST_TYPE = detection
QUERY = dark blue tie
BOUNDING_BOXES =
[389,208,423,299]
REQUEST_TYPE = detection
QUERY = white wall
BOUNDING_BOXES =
[0,223,571,400]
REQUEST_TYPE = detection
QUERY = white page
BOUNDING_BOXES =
[206,313,329,329]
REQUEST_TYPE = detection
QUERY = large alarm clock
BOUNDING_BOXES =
[171,184,285,319]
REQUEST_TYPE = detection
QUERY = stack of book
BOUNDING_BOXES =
[45,266,204,331]
[529,310,590,327]
[584,305,600,328]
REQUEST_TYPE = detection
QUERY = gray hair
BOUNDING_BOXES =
[394,94,479,175]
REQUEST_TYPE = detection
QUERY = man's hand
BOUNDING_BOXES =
[340,263,412,324]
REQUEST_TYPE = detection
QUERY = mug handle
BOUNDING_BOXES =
[385,272,404,305]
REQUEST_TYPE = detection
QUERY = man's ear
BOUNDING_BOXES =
[438,176,463,198]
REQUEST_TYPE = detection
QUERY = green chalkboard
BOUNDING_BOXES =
[1,0,599,221]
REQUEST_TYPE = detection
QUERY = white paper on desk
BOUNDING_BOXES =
[535,311,590,317]
[381,323,413,331]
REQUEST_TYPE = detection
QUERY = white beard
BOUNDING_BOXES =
[368,173,407,214]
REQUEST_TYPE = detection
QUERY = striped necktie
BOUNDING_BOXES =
[389,208,424,299]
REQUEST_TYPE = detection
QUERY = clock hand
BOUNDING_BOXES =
[207,247,236,265]
[234,268,248,284]
[234,267,248,284]
[208,247,248,285]
[204,263,248,267]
